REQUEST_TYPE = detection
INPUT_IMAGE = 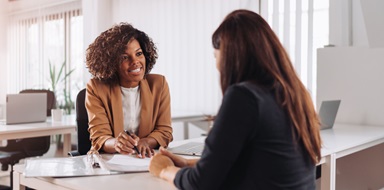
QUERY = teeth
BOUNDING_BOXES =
[130,68,140,73]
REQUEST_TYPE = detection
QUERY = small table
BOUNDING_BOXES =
[172,111,214,139]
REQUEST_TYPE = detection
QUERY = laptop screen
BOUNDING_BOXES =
[6,93,47,124]
[319,100,341,130]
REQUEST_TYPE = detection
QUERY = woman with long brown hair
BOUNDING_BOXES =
[149,9,321,189]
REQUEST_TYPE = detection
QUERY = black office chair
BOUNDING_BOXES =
[68,88,91,156]
[0,89,54,189]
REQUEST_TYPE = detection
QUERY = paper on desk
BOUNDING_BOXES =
[24,154,149,177]
[98,154,150,172]
[24,156,111,177]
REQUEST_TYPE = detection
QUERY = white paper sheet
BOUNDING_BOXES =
[24,154,149,177]
[98,154,150,172]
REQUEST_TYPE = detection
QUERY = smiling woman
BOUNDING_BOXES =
[85,23,173,158]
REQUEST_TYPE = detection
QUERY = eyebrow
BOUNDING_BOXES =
[122,48,142,55]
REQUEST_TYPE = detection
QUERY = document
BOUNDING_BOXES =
[97,154,150,172]
[24,154,150,177]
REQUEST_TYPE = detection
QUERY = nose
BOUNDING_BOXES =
[131,59,140,66]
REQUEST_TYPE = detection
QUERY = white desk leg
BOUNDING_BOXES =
[321,153,336,190]
[183,122,189,139]
[13,169,26,190]
[63,133,72,155]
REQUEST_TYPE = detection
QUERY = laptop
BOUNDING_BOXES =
[4,93,47,124]
[319,100,341,130]
[168,142,204,156]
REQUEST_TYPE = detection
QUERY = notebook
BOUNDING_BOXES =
[4,93,47,124]
[319,100,341,130]
[168,142,204,156]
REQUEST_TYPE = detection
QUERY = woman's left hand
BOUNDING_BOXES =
[137,138,155,158]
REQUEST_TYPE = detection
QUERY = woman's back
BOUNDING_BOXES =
[174,81,315,190]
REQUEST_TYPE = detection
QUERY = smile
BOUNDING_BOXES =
[129,67,141,73]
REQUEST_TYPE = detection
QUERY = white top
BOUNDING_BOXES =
[121,86,141,134]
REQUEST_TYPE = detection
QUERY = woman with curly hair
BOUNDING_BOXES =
[85,23,172,158]
[149,10,321,189]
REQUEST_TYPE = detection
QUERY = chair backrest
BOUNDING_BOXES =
[19,89,56,116]
[76,88,91,155]
[17,89,52,156]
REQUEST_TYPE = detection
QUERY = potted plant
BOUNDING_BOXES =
[48,60,75,148]
[49,60,75,112]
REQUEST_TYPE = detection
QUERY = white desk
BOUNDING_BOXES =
[0,115,76,155]
[13,124,384,190]
[13,138,203,190]
[172,111,214,139]
[319,123,384,190]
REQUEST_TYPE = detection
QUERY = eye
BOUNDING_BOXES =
[136,51,143,57]
[121,55,129,61]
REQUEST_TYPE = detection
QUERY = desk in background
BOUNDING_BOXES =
[13,123,384,190]
[172,110,214,139]
[319,124,384,190]
[0,115,76,155]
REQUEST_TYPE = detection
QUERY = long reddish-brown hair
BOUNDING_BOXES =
[212,9,321,164]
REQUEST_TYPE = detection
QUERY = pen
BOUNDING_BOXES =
[124,130,141,156]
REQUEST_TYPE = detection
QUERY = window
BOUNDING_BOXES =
[7,1,83,110]
[261,0,329,103]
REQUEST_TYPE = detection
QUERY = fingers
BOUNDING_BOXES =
[122,132,139,147]
[115,141,135,154]
[158,147,187,167]
[137,145,155,158]
[115,132,156,158]
[115,131,138,154]
[159,147,177,159]
[159,146,170,155]
[130,133,140,143]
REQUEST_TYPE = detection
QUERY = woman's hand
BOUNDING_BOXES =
[137,138,155,158]
[114,131,139,155]
[158,147,194,167]
[149,153,175,177]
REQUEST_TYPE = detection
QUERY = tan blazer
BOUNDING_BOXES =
[85,74,173,151]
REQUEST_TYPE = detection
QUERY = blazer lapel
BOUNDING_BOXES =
[110,85,124,137]
[138,79,153,138]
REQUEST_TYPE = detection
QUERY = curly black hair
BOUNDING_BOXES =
[86,22,158,84]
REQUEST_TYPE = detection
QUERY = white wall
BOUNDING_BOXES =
[317,47,384,125]
[329,0,384,47]
[359,0,384,48]
[0,0,7,119]
[81,0,112,85]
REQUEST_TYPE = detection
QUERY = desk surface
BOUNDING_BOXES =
[13,137,204,190]
[0,115,76,140]
[321,123,384,158]
[13,123,384,190]
[0,115,76,156]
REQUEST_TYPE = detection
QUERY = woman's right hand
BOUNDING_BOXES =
[114,131,139,155]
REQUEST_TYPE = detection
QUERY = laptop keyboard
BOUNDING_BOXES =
[168,142,204,156]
